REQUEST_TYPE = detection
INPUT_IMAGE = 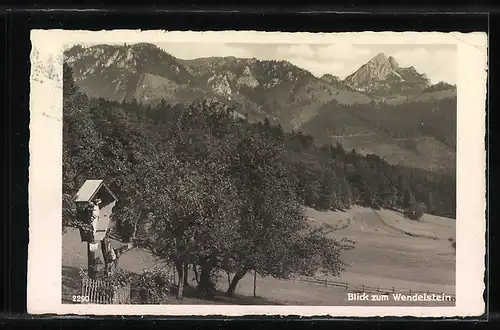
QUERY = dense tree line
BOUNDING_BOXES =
[422,82,456,93]
[302,97,457,150]
[254,119,455,218]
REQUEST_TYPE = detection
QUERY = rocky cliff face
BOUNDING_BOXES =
[320,74,344,87]
[64,43,200,104]
[236,66,260,88]
[344,53,430,97]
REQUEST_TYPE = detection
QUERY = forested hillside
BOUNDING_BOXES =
[299,98,456,173]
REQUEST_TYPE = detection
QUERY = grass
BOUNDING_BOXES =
[61,230,281,305]
[62,265,82,303]
[148,284,285,305]
[315,206,456,297]
[375,209,455,240]
[62,263,281,306]
[62,206,455,306]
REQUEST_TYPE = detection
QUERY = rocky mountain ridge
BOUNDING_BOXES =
[65,44,379,128]
[64,43,457,172]
[65,44,454,110]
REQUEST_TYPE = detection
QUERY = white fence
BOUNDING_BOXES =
[293,276,455,299]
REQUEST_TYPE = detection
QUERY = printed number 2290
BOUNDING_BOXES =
[72,295,90,303]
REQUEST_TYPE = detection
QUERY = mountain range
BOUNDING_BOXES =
[344,53,430,96]
[64,43,457,173]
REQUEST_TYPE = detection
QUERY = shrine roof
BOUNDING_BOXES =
[74,180,118,203]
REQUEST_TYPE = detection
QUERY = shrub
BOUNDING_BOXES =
[131,266,173,304]
[79,267,133,287]
[405,202,426,221]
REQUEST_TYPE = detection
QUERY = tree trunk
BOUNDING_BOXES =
[253,270,257,297]
[87,242,97,279]
[100,237,110,274]
[183,262,189,287]
[227,269,247,296]
[175,260,184,299]
[193,264,199,284]
[198,261,215,298]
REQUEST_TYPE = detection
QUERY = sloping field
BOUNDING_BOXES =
[307,206,456,298]
[218,271,453,306]
[305,207,352,231]
[420,213,457,228]
[330,133,453,172]
[62,206,455,305]
[375,209,455,240]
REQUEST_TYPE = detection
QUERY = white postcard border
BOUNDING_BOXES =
[27,30,487,317]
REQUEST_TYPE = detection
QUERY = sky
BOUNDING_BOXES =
[157,43,457,85]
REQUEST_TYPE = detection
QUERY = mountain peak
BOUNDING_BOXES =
[365,53,401,71]
[371,52,388,62]
[344,53,396,89]
[343,53,430,96]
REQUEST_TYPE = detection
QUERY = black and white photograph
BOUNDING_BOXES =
[27,30,487,316]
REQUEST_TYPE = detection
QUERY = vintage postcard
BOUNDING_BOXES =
[28,30,487,317]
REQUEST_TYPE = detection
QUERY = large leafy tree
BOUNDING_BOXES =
[135,100,243,298]
[224,130,355,296]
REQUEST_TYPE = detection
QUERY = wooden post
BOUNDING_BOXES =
[87,242,96,279]
[253,271,257,297]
